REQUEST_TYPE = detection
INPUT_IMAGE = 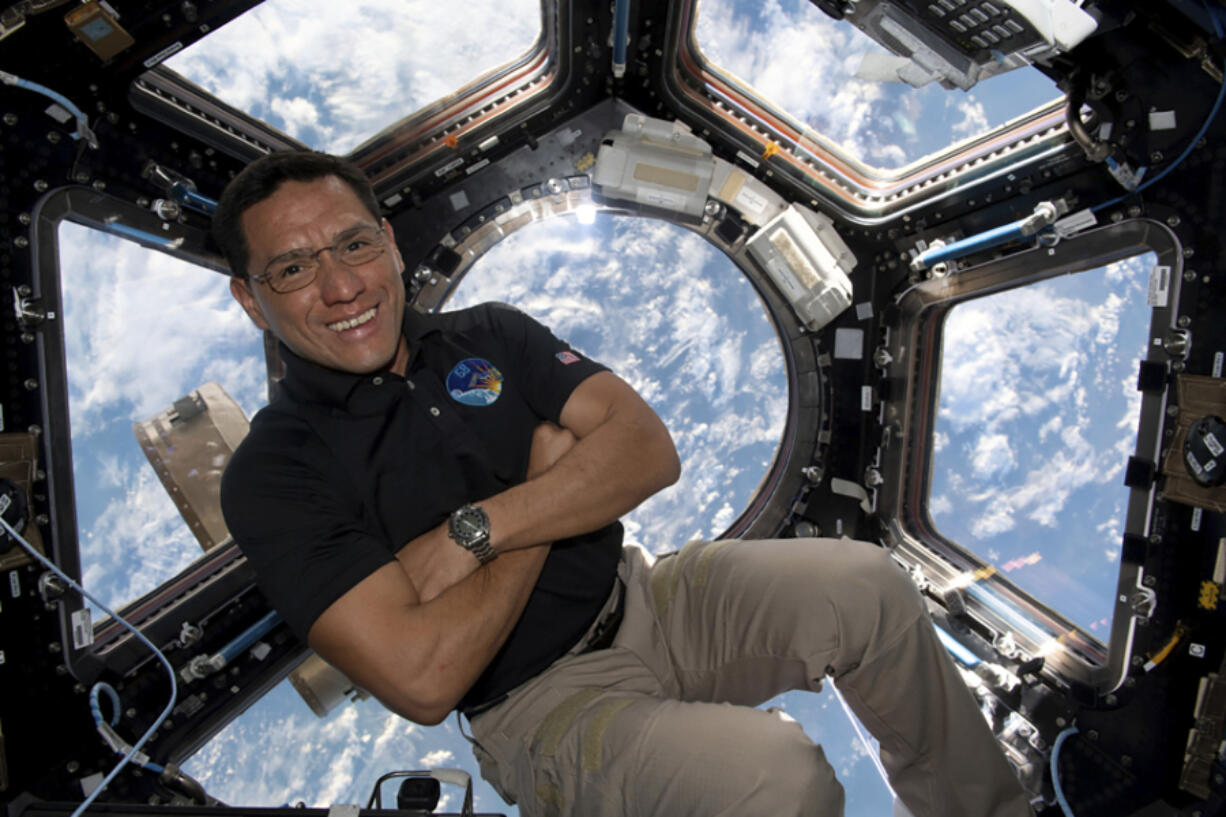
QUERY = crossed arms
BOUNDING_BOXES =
[306,371,680,724]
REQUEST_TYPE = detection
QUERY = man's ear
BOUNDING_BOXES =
[230,277,271,331]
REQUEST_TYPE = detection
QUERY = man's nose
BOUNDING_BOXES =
[316,252,364,302]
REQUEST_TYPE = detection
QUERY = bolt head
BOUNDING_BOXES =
[1144,575,1157,587]
[33,179,48,192]
[1185,269,1197,281]
[1178,315,1191,327]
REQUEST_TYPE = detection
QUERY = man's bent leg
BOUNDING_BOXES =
[641,538,1031,817]
[472,666,844,817]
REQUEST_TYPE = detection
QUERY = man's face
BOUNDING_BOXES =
[230,176,409,375]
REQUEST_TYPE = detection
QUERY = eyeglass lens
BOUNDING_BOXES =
[265,227,385,292]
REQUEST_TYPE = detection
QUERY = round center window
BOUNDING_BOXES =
[446,214,788,551]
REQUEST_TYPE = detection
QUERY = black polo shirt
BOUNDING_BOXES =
[220,302,623,711]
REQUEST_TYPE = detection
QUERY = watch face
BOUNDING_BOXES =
[452,505,489,544]
[456,514,483,537]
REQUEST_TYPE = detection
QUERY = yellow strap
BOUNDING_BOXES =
[581,699,635,771]
[532,688,602,758]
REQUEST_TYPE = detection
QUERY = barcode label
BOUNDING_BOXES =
[72,608,94,649]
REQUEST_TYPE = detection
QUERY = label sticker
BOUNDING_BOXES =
[72,608,94,649]
[1147,265,1170,307]
[1214,351,1224,379]
[142,41,184,68]
[556,351,581,365]
[9,571,19,598]
[733,185,769,216]
[435,157,464,177]
[861,386,873,412]
[1192,507,1203,531]
[446,358,503,406]
[1205,432,1224,458]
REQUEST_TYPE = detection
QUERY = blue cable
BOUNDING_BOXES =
[0,516,177,817]
[89,683,121,727]
[89,682,166,775]
[612,0,630,78]
[1051,725,1080,817]
[1092,1,1225,212]
[0,70,98,148]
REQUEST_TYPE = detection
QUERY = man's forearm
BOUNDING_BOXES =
[317,542,550,725]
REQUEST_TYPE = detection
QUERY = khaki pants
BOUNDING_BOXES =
[469,539,1032,817]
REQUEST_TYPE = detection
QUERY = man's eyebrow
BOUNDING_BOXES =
[266,223,377,263]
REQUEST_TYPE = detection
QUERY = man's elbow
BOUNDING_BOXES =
[647,424,682,491]
[379,680,460,726]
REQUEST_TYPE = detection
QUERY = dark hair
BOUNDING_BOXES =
[212,151,383,278]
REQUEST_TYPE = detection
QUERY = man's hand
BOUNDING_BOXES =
[396,421,575,602]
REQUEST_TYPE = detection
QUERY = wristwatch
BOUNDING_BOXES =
[448,503,497,565]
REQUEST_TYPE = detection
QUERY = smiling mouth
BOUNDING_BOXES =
[327,307,377,332]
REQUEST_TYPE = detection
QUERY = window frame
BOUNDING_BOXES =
[874,218,1182,693]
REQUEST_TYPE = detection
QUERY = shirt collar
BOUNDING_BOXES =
[277,306,440,408]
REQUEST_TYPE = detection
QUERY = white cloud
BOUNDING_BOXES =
[420,749,455,767]
[970,504,1015,538]
[948,95,989,138]
[970,433,1015,478]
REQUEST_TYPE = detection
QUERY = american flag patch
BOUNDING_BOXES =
[556,350,581,365]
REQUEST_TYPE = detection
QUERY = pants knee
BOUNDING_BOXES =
[749,714,845,816]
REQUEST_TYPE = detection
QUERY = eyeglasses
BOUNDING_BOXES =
[251,225,388,293]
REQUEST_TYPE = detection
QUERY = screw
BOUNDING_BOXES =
[20,332,34,344]
[1150,151,1164,162]
[1144,575,1157,587]
[14,236,29,248]
[1125,676,1136,687]
[74,171,89,184]
[55,664,67,675]
[1173,360,1186,372]
[1121,754,1133,767]
[126,708,137,718]
[1087,729,1099,741]
[34,179,48,192]
[1105,693,1118,705]
[1167,405,1179,417]
[1132,656,1145,667]
[1178,315,1191,327]
[1056,716,1068,727]
[1127,205,1142,218]
[107,112,119,124]
[1185,269,1197,281]
[66,760,80,773]
[18,213,30,225]
[1184,247,1195,258]
[92,180,106,192]
[36,514,49,525]
[48,641,61,653]
[47,131,62,144]
[1167,215,1181,227]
